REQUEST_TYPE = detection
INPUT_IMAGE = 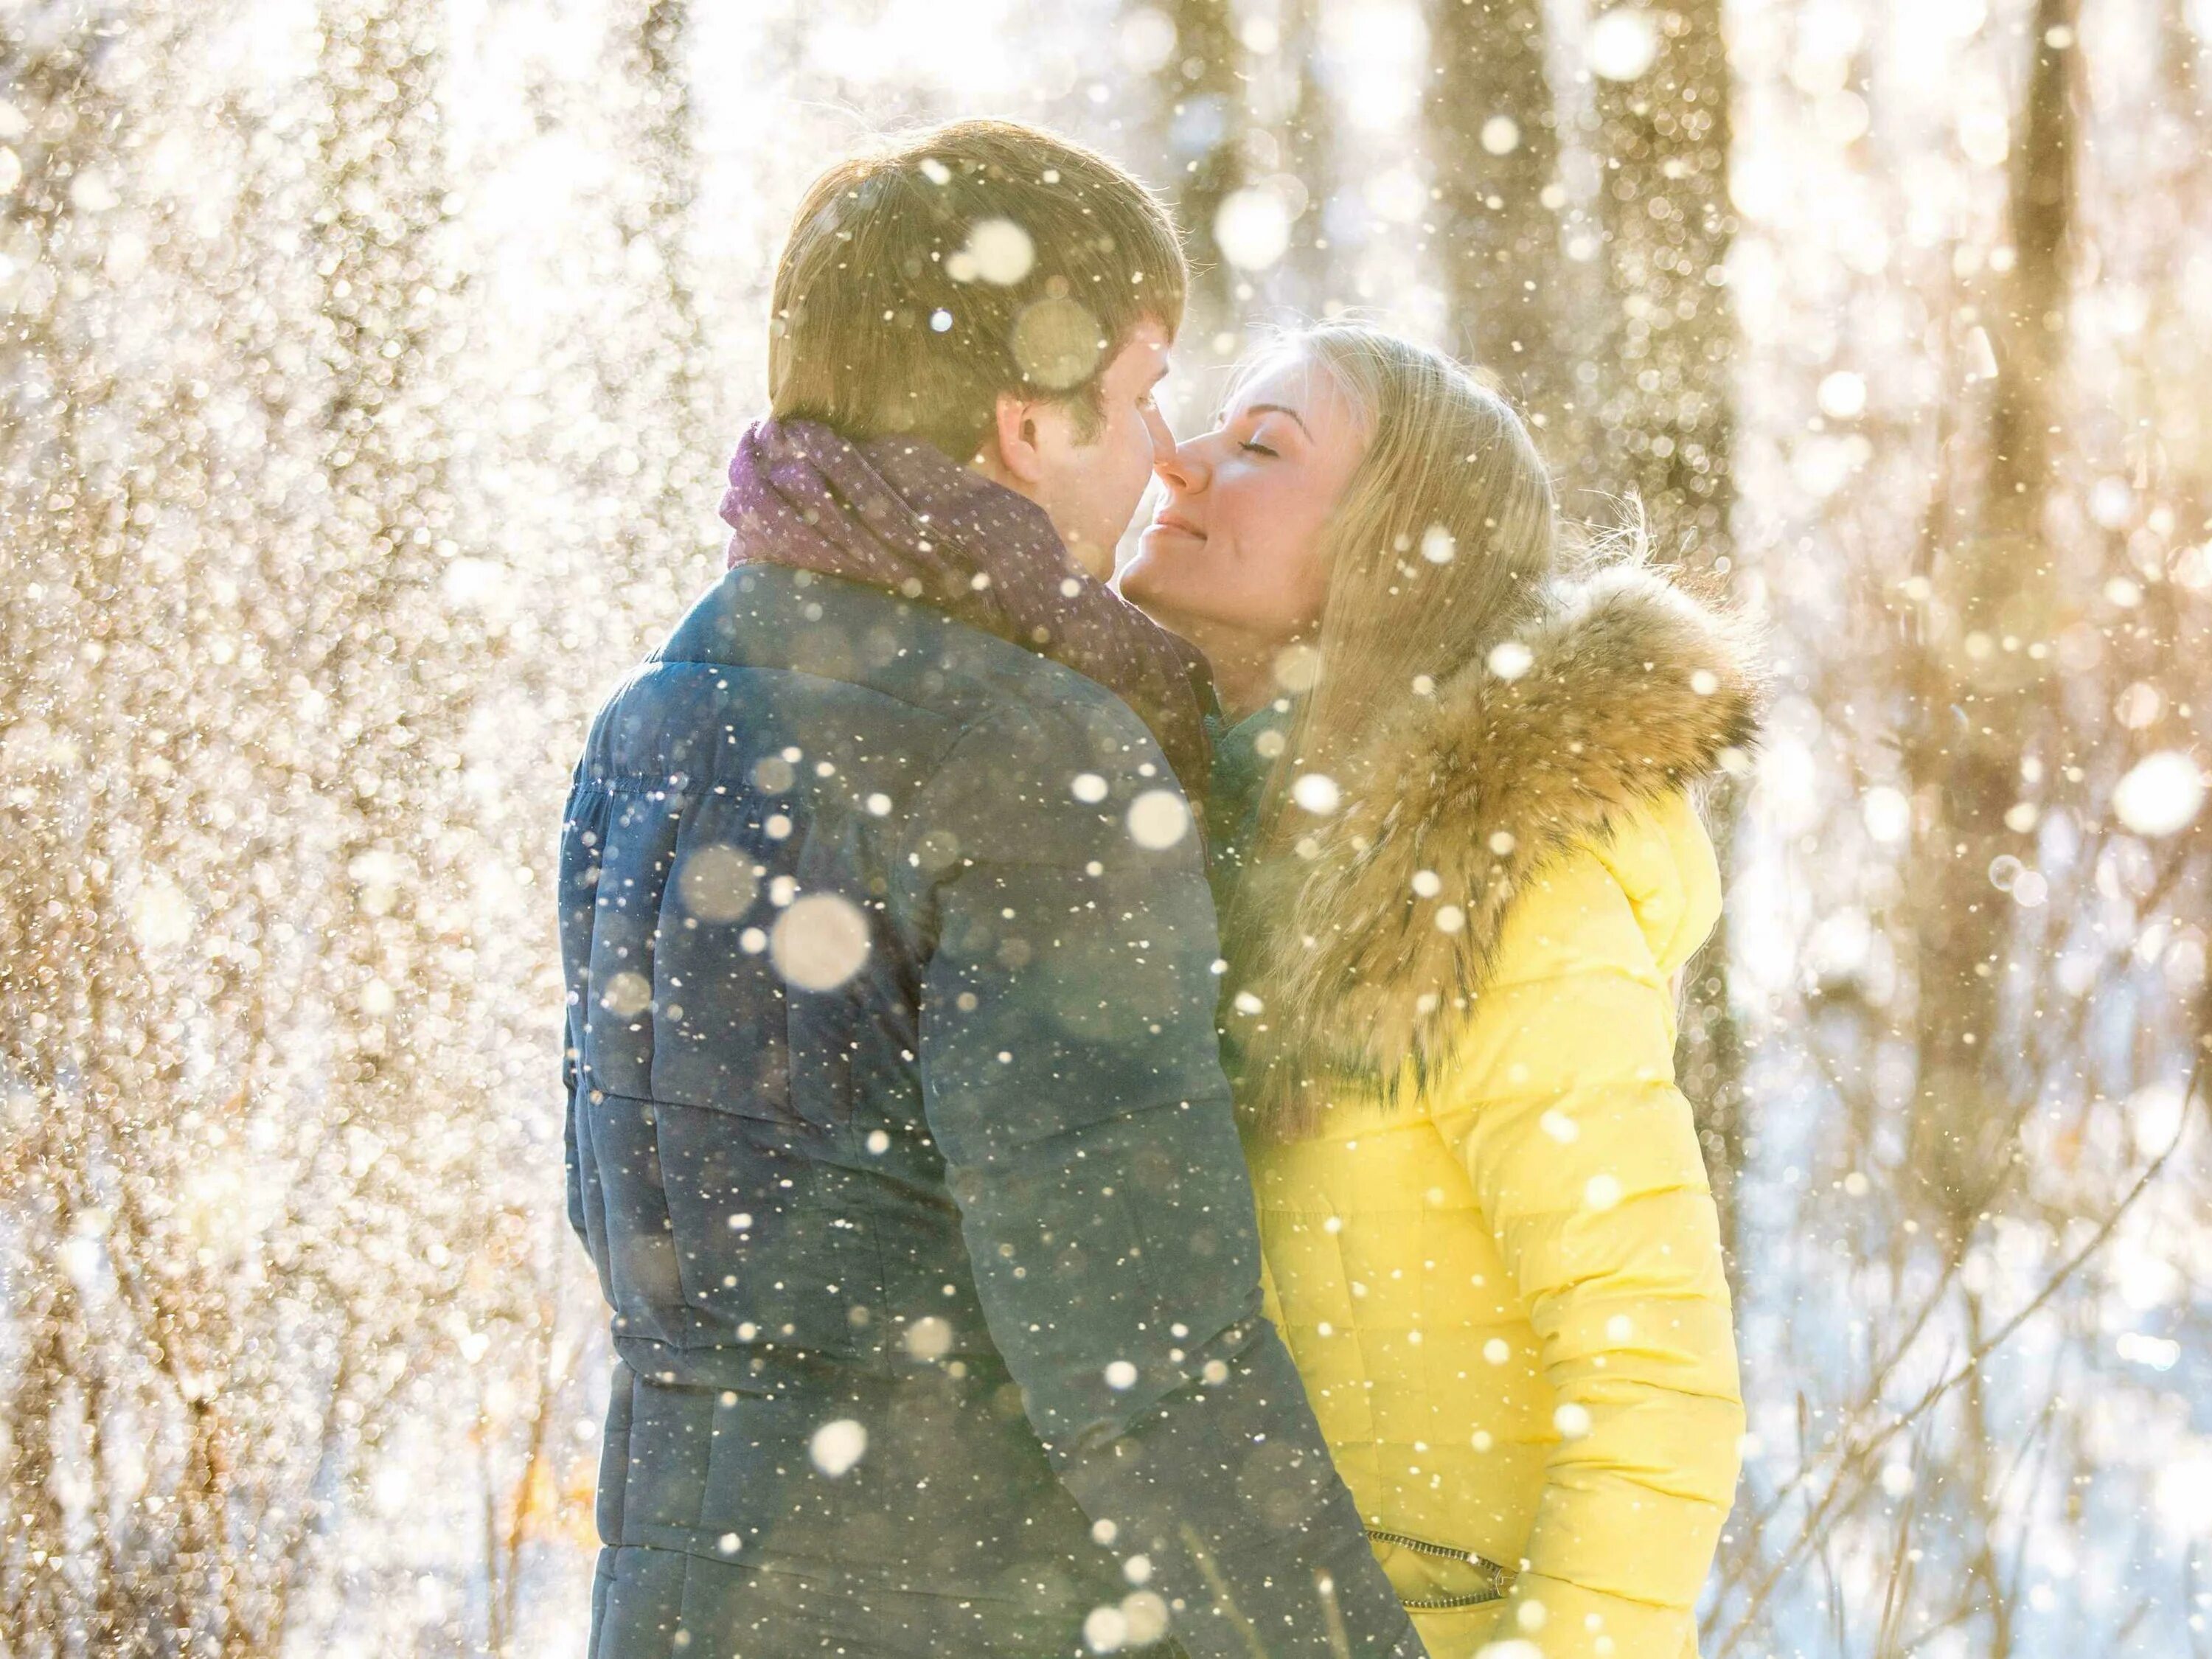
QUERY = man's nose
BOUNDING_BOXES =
[1141,403,1181,467]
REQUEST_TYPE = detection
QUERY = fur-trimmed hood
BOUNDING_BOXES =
[1224,559,1764,1136]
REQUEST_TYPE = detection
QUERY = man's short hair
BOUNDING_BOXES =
[770,119,1188,462]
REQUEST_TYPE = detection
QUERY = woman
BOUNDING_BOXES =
[1121,326,1759,1659]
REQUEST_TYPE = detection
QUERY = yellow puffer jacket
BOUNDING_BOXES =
[1217,564,1759,1659]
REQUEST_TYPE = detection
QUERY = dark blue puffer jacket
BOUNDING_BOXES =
[562,565,1425,1659]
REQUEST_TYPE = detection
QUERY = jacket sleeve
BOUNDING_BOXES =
[563,1062,585,1247]
[558,771,593,1252]
[902,703,1427,1659]
[1430,809,1744,1659]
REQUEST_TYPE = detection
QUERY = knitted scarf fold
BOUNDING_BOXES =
[721,418,1215,804]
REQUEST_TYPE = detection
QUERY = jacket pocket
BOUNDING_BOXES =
[1366,1526,1517,1610]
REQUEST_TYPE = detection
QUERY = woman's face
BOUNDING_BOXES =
[1119,351,1369,650]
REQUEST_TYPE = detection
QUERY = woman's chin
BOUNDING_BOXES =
[1117,550,1169,609]
[1122,587,1208,648]
[1121,543,1226,638]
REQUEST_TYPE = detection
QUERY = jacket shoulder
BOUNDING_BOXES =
[586,567,1165,788]
[702,569,1158,742]
[1582,790,1722,978]
[1495,790,1720,987]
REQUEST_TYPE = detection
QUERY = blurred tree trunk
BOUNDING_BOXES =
[1155,0,1245,362]
[281,0,481,1642]
[0,6,80,1636]
[0,13,175,1652]
[0,6,366,1650]
[1271,0,1335,319]
[1907,0,2078,1218]
[479,1291,560,1658]
[1904,2,2079,1646]
[1428,0,1577,448]
[1585,0,1746,1256]
[1588,0,1734,565]
[633,1,697,330]
[624,0,715,566]
[2158,0,2212,1089]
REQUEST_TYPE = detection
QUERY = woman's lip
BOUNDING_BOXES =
[1147,514,1206,540]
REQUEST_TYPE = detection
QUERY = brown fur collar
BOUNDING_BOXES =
[1225,559,1763,1138]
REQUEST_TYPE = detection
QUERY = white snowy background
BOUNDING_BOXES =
[2,0,2208,1654]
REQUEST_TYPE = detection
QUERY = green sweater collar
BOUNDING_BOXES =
[1206,698,1295,895]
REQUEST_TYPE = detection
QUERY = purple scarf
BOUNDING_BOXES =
[720,418,1215,804]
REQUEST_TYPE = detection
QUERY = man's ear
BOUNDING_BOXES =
[987,392,1048,487]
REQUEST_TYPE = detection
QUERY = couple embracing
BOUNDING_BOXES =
[560,118,1758,1659]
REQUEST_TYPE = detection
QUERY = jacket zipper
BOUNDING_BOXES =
[1363,1526,1518,1610]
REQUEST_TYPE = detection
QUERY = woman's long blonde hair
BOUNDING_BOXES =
[1239,324,1562,858]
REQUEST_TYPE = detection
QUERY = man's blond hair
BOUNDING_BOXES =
[770,119,1189,462]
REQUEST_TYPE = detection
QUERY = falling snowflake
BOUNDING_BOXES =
[676,843,760,922]
[1125,789,1189,849]
[2112,751,2205,837]
[599,970,653,1018]
[947,217,1034,285]
[1861,785,1913,844]
[769,894,872,990]
[1290,773,1340,815]
[1486,640,1533,680]
[902,1316,953,1360]
[1587,7,1658,80]
[1213,189,1292,271]
[808,1418,868,1478]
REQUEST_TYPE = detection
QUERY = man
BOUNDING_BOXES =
[561,119,1425,1659]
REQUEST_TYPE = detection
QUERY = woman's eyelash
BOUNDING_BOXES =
[1240,441,1276,458]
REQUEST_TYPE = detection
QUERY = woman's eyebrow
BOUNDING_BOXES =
[1236,402,1313,440]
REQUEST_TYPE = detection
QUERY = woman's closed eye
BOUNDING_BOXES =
[1239,439,1278,458]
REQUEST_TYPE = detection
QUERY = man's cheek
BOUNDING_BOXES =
[1127,427,1157,487]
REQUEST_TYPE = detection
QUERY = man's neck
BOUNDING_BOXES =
[965,445,1026,501]
[966,448,1112,582]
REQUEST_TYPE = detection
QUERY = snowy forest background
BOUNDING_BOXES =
[3,0,2210,1653]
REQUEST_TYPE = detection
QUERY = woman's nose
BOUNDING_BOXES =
[1152,434,1209,497]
